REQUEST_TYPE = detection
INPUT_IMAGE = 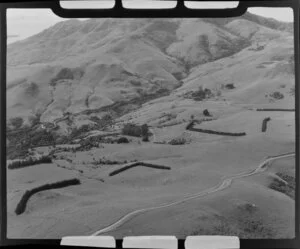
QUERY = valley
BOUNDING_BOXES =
[6,13,295,239]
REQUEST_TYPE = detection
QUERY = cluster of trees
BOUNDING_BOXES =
[50,68,74,86]
[122,123,150,141]
[68,114,114,141]
[8,156,52,170]
[77,138,100,151]
[92,157,134,166]
[89,114,114,130]
[9,117,24,130]
[7,123,58,159]
[25,82,39,97]
[168,137,187,145]
[269,91,284,100]
[7,113,42,132]
[225,83,235,90]
[117,137,129,143]
[269,172,295,200]
[191,86,214,101]
[69,124,94,139]
[77,134,128,150]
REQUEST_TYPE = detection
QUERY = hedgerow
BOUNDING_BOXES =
[109,162,171,176]
[8,156,52,170]
[15,178,81,215]
[261,117,271,132]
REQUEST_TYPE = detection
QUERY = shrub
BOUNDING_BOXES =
[169,137,187,145]
[25,82,39,97]
[15,178,80,215]
[156,120,184,128]
[78,138,99,151]
[269,178,294,200]
[141,124,149,141]
[142,136,149,142]
[91,113,114,130]
[7,126,57,160]
[159,113,177,124]
[51,68,74,85]
[102,113,113,122]
[192,86,213,101]
[269,91,284,100]
[92,158,129,166]
[55,136,70,145]
[30,130,56,147]
[269,172,295,199]
[8,156,52,170]
[191,215,274,238]
[277,172,295,189]
[57,68,74,80]
[70,124,93,139]
[203,109,211,117]
[117,137,129,144]
[122,123,142,137]
[78,133,121,149]
[141,124,149,136]
[121,123,150,139]
[130,79,142,86]
[172,72,183,81]
[225,83,235,89]
[7,148,28,160]
[186,121,195,130]
[9,117,24,130]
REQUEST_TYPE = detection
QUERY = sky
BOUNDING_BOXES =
[7,1,294,44]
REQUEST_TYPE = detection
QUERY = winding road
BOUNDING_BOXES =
[90,152,295,236]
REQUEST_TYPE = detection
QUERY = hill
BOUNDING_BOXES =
[6,13,294,130]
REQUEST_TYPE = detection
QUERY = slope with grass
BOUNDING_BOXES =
[6,13,293,128]
[6,12,295,239]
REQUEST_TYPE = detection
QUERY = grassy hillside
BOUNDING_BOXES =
[6,13,294,130]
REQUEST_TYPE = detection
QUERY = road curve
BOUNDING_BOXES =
[90,152,295,236]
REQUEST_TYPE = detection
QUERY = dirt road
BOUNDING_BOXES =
[90,152,295,236]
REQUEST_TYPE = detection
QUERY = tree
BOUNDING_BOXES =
[117,137,129,144]
[270,91,284,100]
[122,123,141,137]
[192,86,213,101]
[141,124,149,136]
[225,84,235,90]
[10,117,24,130]
[203,109,211,117]
[25,82,39,97]
[141,124,149,142]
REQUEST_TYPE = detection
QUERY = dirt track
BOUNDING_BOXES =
[90,152,295,236]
